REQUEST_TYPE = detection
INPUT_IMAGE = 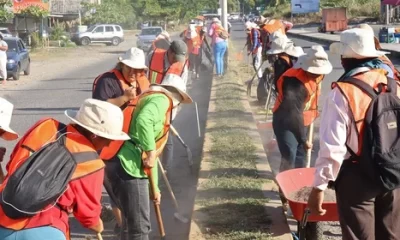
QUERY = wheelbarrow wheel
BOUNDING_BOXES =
[298,222,324,240]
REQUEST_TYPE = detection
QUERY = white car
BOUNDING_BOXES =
[0,28,12,38]
[72,24,124,46]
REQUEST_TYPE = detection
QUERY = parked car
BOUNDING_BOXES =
[71,24,124,46]
[4,37,30,80]
[0,28,12,38]
[136,26,163,52]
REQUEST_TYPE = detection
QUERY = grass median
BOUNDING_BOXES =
[193,45,272,240]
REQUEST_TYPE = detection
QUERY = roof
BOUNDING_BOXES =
[3,37,20,41]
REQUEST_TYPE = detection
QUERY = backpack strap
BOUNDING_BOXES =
[339,78,378,99]
[387,77,397,95]
[56,123,67,146]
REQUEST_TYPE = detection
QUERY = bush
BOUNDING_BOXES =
[50,22,66,41]
[30,32,42,50]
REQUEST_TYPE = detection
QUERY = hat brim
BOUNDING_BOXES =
[330,42,389,58]
[293,57,333,75]
[267,49,284,55]
[64,110,130,141]
[151,84,193,104]
[119,59,148,70]
[0,125,18,141]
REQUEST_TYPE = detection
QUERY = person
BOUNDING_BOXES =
[308,28,400,240]
[356,23,398,80]
[0,99,129,240]
[244,21,252,53]
[92,47,150,234]
[147,40,189,85]
[208,18,228,77]
[261,18,288,59]
[249,22,263,83]
[0,98,19,182]
[104,73,193,240]
[0,33,8,83]
[149,31,171,53]
[182,24,202,79]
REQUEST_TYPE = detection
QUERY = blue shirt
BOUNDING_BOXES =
[251,29,261,51]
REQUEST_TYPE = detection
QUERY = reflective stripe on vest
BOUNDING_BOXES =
[92,69,130,94]
[149,49,167,84]
[379,55,400,81]
[273,68,323,126]
[0,118,104,231]
[331,69,400,154]
[100,91,173,160]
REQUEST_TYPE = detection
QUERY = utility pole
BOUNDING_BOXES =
[220,0,228,30]
[386,4,390,25]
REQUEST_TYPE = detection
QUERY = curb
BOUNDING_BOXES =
[287,31,400,58]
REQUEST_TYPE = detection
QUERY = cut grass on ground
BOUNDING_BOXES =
[194,47,272,240]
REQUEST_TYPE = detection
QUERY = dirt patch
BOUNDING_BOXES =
[289,187,336,203]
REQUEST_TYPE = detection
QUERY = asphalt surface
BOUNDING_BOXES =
[0,35,212,239]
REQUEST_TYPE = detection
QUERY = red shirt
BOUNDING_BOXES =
[24,169,104,237]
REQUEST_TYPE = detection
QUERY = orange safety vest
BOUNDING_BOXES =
[183,30,201,54]
[148,49,187,84]
[273,68,323,126]
[379,55,400,81]
[262,19,286,35]
[332,69,400,154]
[0,118,104,232]
[92,69,150,96]
[100,90,173,160]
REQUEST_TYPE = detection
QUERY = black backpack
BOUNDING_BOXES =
[0,123,78,219]
[341,77,400,191]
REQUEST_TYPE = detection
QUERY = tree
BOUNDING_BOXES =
[19,5,49,19]
[82,0,135,27]
[0,0,14,23]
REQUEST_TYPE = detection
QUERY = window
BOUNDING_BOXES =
[140,28,162,36]
[94,26,104,33]
[105,26,114,32]
[115,26,121,32]
[17,40,24,51]
[4,39,17,52]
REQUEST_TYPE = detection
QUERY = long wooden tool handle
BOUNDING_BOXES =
[306,122,315,168]
[147,169,166,237]
[0,166,5,184]
[170,125,178,136]
[96,233,103,240]
[158,159,179,210]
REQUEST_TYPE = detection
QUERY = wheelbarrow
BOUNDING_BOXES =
[276,168,339,240]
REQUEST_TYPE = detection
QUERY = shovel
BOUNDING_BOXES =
[305,122,315,168]
[158,159,189,223]
[246,62,265,97]
[145,168,166,238]
[170,126,193,172]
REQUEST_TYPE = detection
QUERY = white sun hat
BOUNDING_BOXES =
[267,35,294,55]
[0,97,18,141]
[245,21,252,30]
[329,28,389,59]
[151,73,193,104]
[285,46,305,58]
[186,24,198,39]
[294,45,333,75]
[356,23,383,50]
[118,47,148,69]
[65,99,130,141]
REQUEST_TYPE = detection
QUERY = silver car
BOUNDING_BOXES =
[72,24,124,46]
[136,27,163,52]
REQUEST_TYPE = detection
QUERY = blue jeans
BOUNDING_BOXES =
[213,41,227,75]
[273,122,307,172]
[0,226,65,240]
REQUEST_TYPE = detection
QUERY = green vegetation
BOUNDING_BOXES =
[193,44,271,240]
[264,0,380,21]
[0,0,14,23]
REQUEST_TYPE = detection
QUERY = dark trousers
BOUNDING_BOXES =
[161,132,174,171]
[104,160,151,240]
[189,53,200,74]
[273,122,307,172]
[335,163,400,240]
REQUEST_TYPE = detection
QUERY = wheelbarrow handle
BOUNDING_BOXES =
[300,208,311,229]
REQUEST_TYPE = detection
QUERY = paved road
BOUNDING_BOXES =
[0,35,212,239]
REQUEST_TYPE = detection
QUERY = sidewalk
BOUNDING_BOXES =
[288,28,400,56]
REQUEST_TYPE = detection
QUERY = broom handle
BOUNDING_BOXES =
[96,233,103,240]
[146,169,166,237]
[305,121,315,168]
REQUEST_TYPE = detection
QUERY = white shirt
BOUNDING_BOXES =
[0,40,8,59]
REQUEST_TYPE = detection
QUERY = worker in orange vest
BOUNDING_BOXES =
[0,97,19,182]
[104,73,192,239]
[308,28,400,240]
[182,23,202,79]
[147,40,189,85]
[273,45,331,170]
[92,47,150,235]
[261,18,291,59]
[0,99,129,240]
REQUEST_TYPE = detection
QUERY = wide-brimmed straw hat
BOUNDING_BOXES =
[186,24,198,39]
[118,47,147,69]
[65,99,130,141]
[0,97,18,141]
[293,45,333,75]
[151,73,193,104]
[267,35,293,55]
[356,24,382,50]
[330,28,389,59]
[285,46,305,58]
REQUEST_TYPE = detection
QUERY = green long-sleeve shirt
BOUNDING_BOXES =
[117,93,170,192]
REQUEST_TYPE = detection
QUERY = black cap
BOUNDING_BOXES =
[169,40,187,62]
